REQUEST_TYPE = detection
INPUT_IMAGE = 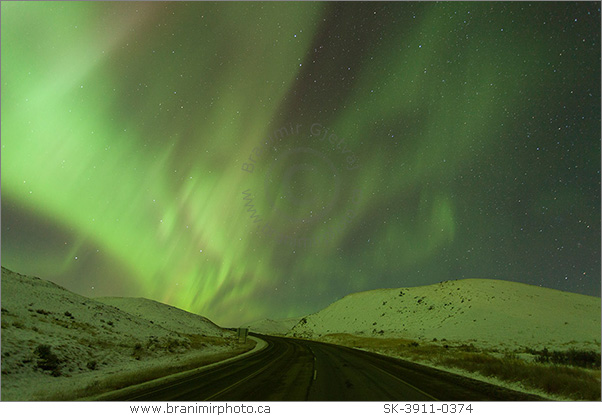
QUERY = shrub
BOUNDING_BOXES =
[457,343,478,353]
[532,347,600,369]
[165,338,190,352]
[34,344,61,376]
[439,352,600,400]
[36,309,50,315]
[132,343,144,360]
[87,360,97,370]
[146,337,160,351]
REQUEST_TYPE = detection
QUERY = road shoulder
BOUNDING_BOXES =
[85,336,268,401]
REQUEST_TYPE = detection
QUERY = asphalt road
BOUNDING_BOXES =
[114,334,545,401]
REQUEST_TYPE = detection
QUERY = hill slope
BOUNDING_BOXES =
[288,279,601,350]
[245,317,301,336]
[0,267,236,400]
[96,297,225,337]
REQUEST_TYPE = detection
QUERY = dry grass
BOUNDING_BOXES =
[39,338,255,401]
[438,351,600,400]
[318,334,601,401]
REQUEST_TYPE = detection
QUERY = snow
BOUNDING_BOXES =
[288,278,601,351]
[244,317,302,336]
[96,297,225,337]
[90,336,268,400]
[0,267,238,400]
[3,267,599,401]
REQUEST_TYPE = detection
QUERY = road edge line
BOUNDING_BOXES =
[370,364,439,401]
[85,336,268,401]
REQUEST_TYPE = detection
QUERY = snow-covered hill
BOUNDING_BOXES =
[97,297,225,337]
[245,317,301,336]
[288,279,601,351]
[0,267,237,400]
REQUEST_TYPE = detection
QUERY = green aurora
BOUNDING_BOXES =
[1,2,600,326]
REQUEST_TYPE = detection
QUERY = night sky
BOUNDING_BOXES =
[1,2,600,327]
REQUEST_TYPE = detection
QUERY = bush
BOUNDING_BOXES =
[34,344,61,376]
[87,360,97,370]
[439,352,600,400]
[533,347,600,369]
[132,343,144,360]
[146,337,160,350]
[165,338,190,352]
[457,343,478,353]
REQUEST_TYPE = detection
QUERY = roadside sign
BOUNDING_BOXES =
[237,327,249,343]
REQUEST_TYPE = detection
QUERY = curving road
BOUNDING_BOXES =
[112,334,544,401]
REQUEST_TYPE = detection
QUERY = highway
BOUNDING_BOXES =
[111,334,545,401]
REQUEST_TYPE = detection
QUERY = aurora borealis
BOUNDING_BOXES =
[1,1,600,326]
